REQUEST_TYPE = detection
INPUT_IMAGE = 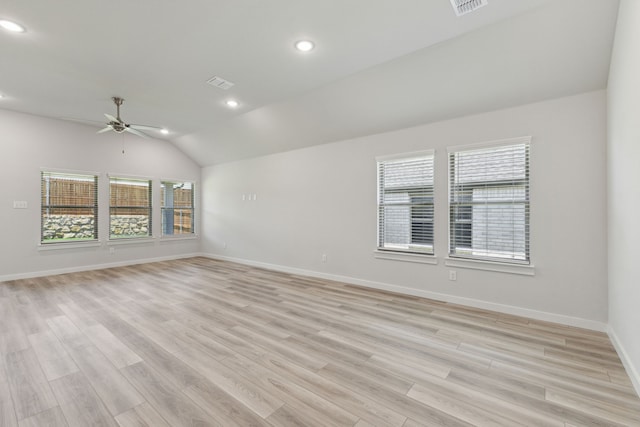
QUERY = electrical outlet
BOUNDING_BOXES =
[13,201,28,209]
[222,242,227,249]
[449,270,457,281]
[322,254,327,263]
[109,247,115,255]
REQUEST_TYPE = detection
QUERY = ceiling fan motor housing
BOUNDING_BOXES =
[111,122,126,133]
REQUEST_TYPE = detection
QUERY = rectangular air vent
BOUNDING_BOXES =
[450,0,488,16]
[206,76,235,90]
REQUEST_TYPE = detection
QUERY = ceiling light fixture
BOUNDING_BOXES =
[294,40,315,52]
[226,100,239,108]
[0,20,26,33]
[161,128,169,135]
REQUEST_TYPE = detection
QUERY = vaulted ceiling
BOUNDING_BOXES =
[0,0,619,166]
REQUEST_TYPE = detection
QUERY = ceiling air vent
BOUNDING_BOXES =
[206,76,235,90]
[450,0,488,16]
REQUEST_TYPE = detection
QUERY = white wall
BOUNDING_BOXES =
[607,0,640,396]
[202,91,608,328]
[0,109,200,280]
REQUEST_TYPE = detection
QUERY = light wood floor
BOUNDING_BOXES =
[1,257,639,427]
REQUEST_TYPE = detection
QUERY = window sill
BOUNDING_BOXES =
[444,257,535,276]
[38,241,101,251]
[159,234,199,242]
[107,237,155,246]
[374,250,438,265]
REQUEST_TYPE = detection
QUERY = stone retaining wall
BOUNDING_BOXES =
[42,215,150,240]
[42,215,95,240]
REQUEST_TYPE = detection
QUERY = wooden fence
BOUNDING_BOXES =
[42,178,193,232]
[41,178,96,215]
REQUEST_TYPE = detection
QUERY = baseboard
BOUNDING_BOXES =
[1,251,607,332]
[608,327,640,398]
[202,253,607,332]
[0,252,202,282]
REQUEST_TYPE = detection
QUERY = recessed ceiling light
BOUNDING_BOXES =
[295,40,315,52]
[0,20,26,33]
[226,100,239,108]
[0,93,4,99]
[160,128,169,135]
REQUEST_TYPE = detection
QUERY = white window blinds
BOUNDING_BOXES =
[378,151,434,255]
[448,139,530,263]
[41,171,98,243]
[109,177,152,239]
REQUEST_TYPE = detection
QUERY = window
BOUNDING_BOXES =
[161,181,194,236]
[377,151,434,255]
[109,177,152,239]
[41,171,98,243]
[448,138,530,263]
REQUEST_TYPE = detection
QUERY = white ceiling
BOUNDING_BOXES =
[0,0,619,166]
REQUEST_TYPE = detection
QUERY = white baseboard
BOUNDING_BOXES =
[2,251,629,391]
[608,327,640,398]
[202,253,607,332]
[2,251,607,332]
[0,253,202,282]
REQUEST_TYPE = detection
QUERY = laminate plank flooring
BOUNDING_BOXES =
[18,406,67,427]
[81,324,142,369]
[113,402,171,427]
[49,372,116,427]
[26,331,78,382]
[0,257,639,426]
[4,349,58,421]
[0,380,17,427]
[63,344,145,416]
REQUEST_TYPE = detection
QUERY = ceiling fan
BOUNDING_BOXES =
[97,97,165,138]
[63,97,166,138]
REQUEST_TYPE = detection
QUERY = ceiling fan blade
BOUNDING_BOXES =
[61,117,108,125]
[129,124,163,131]
[124,126,149,139]
[97,126,113,134]
[104,113,118,122]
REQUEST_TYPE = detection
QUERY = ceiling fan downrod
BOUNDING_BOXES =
[112,97,124,121]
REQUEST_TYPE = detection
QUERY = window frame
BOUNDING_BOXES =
[376,150,435,256]
[160,180,195,237]
[108,175,153,240]
[40,169,99,245]
[447,137,531,265]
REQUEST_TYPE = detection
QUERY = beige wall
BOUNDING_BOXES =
[607,0,640,396]
[202,91,608,329]
[0,109,201,280]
